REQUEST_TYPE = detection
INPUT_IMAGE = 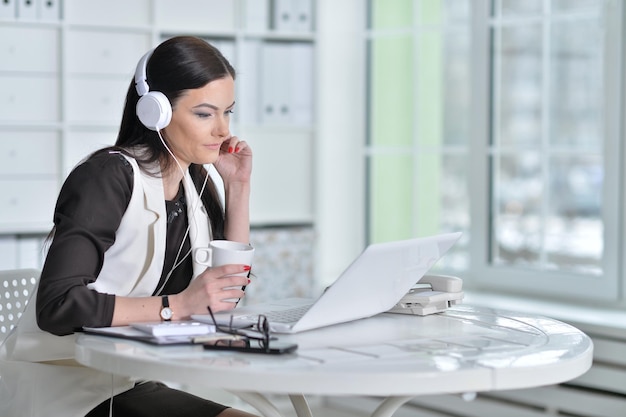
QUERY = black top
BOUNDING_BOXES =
[37,151,193,336]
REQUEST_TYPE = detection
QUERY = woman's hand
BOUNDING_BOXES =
[172,264,250,318]
[214,135,252,186]
[214,134,252,244]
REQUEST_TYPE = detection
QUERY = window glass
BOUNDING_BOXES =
[492,152,543,267]
[492,23,543,147]
[367,0,471,275]
[489,1,606,276]
[370,0,413,29]
[547,155,603,273]
[493,154,602,274]
[493,0,543,17]
[369,36,414,148]
[550,18,603,148]
[552,0,600,11]
[366,0,618,300]
[368,154,414,242]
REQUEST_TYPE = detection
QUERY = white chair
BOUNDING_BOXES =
[0,269,40,344]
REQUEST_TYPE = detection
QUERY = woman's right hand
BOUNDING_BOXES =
[172,264,250,319]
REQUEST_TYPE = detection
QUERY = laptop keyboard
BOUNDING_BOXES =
[257,304,313,323]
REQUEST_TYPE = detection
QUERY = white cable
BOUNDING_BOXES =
[109,373,114,417]
[154,129,210,295]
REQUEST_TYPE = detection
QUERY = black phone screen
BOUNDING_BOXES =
[202,338,298,355]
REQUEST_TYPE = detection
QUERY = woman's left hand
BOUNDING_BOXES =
[214,135,252,185]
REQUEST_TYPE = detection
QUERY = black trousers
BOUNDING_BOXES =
[85,381,229,417]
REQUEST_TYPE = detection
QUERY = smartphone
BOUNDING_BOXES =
[202,338,298,355]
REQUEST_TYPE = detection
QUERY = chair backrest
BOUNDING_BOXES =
[0,269,40,343]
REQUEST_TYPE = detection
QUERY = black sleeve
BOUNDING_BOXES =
[36,151,134,336]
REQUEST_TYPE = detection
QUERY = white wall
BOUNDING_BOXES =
[314,0,367,287]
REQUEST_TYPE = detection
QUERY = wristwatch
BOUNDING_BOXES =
[160,295,173,321]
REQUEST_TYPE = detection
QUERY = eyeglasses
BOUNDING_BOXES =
[206,305,271,351]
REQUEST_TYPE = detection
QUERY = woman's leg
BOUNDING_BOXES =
[85,381,259,417]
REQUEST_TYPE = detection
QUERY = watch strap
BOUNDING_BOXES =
[160,295,172,321]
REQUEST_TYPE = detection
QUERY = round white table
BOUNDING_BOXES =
[75,305,593,417]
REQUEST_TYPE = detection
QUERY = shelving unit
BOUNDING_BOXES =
[0,0,316,270]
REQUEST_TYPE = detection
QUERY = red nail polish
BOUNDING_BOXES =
[235,146,240,153]
[228,146,233,153]
[243,265,251,271]
[247,278,251,284]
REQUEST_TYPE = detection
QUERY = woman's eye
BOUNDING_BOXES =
[195,112,212,119]
[225,109,234,116]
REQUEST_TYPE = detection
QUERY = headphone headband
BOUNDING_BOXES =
[134,48,172,131]
[134,49,153,97]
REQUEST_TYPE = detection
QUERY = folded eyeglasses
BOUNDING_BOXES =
[205,305,272,351]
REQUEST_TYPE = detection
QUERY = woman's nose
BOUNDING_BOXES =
[215,117,230,138]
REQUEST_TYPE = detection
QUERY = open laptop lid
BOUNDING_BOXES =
[290,231,462,332]
[193,232,462,333]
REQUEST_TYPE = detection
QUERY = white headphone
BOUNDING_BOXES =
[134,49,172,131]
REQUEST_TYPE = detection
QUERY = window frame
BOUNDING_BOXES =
[364,0,625,304]
[468,0,624,302]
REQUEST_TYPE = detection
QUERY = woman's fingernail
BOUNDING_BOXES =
[228,146,234,153]
[247,278,251,284]
[235,146,240,153]
[243,265,251,271]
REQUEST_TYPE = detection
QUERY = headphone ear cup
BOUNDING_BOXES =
[136,91,172,131]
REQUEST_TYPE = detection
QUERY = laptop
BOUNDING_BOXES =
[192,232,462,334]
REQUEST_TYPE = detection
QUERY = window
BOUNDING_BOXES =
[366,0,472,271]
[366,0,623,302]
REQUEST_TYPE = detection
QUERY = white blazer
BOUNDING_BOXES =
[0,152,213,416]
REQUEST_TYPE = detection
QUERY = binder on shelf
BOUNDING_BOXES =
[240,40,262,125]
[260,42,314,126]
[16,0,37,20]
[260,42,292,125]
[271,0,313,33]
[271,0,293,32]
[244,0,269,32]
[0,0,16,19]
[292,0,313,32]
[290,42,313,125]
[155,0,235,33]
[37,0,60,21]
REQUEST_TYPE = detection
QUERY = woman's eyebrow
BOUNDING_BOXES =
[192,101,236,111]
[192,103,218,110]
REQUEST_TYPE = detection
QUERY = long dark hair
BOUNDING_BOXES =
[112,36,236,239]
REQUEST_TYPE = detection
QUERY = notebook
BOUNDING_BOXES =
[192,232,462,334]
[130,321,214,337]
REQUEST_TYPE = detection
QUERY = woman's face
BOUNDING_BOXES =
[163,75,235,168]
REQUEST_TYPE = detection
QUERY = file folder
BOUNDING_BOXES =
[0,0,16,19]
[17,0,37,19]
[37,0,60,21]
[271,0,313,32]
[293,0,313,32]
[260,42,292,125]
[244,0,269,32]
[240,40,262,125]
[290,42,314,125]
[272,0,293,31]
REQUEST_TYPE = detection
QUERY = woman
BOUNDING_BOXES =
[0,36,258,417]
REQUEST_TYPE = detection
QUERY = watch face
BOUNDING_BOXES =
[160,307,173,320]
